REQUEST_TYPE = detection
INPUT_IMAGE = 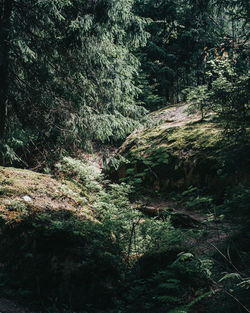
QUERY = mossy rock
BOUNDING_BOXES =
[111,105,250,193]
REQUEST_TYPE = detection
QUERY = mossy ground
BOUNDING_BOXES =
[120,122,221,157]
[115,104,249,192]
[0,166,95,224]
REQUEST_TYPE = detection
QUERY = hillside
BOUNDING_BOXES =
[0,166,95,223]
[113,104,249,193]
[0,104,249,313]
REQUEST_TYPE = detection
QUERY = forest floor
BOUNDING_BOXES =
[140,199,232,255]
[0,103,229,313]
[0,200,232,313]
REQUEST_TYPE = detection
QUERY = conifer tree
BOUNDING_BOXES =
[0,0,13,139]
[1,0,148,160]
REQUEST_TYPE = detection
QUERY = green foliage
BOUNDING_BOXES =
[0,209,123,310]
[0,127,37,165]
[135,0,220,106]
[0,1,249,312]
[120,147,169,191]
[135,0,249,113]
[116,249,212,313]
[56,157,102,193]
[94,181,185,262]
[186,85,211,119]
[220,185,250,224]
[1,0,149,165]
[103,154,130,173]
[177,186,214,212]
[188,55,249,140]
[5,200,29,217]
[0,158,214,312]
[207,58,249,140]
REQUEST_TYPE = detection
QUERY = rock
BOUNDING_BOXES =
[170,212,202,228]
[110,104,250,192]
[139,205,160,216]
[23,195,32,202]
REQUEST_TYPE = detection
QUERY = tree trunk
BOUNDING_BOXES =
[0,0,12,139]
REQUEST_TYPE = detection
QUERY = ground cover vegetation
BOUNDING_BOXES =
[0,0,249,312]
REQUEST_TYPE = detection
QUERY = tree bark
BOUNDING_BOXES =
[0,0,12,139]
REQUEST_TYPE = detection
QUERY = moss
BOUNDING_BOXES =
[122,123,222,159]
[115,110,249,192]
[0,166,95,223]
[0,186,16,197]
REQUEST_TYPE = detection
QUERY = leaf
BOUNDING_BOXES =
[219,272,242,282]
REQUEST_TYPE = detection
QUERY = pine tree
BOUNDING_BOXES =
[1,0,148,162]
[0,0,13,139]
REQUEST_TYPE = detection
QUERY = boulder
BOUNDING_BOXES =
[110,104,249,192]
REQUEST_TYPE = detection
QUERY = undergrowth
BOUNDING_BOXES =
[0,157,249,313]
[0,157,213,313]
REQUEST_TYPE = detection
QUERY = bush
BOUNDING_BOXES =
[0,209,122,310]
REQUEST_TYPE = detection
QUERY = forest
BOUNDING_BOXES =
[0,0,249,312]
